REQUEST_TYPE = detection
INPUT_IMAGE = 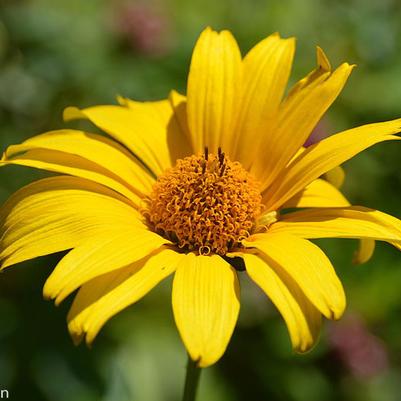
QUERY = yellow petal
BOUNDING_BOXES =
[284,46,332,99]
[3,129,155,196]
[169,90,193,152]
[263,119,401,210]
[243,233,346,320]
[287,147,347,191]
[44,227,169,305]
[283,178,349,208]
[235,33,295,168]
[186,27,242,156]
[353,239,376,265]
[0,176,145,269]
[118,93,192,164]
[270,206,401,246]
[172,253,240,367]
[1,148,142,206]
[253,49,354,190]
[282,172,375,264]
[324,166,345,189]
[241,252,321,352]
[64,99,190,176]
[281,178,376,264]
[68,248,184,345]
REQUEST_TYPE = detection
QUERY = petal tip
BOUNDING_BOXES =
[42,281,57,302]
[316,46,331,71]
[343,62,357,73]
[331,298,347,321]
[70,331,84,346]
[63,106,85,122]
[294,339,316,354]
[199,25,215,38]
[116,95,128,107]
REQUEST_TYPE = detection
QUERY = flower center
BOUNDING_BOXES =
[145,148,263,255]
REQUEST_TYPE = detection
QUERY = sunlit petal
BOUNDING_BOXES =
[186,27,242,156]
[172,253,240,367]
[283,178,349,208]
[270,206,401,246]
[263,119,401,210]
[64,98,191,176]
[3,129,154,196]
[44,228,169,305]
[244,233,346,319]
[67,248,184,344]
[241,252,321,352]
[234,33,295,168]
[0,176,145,269]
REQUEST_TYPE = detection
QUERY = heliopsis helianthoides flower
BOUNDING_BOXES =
[1,27,401,369]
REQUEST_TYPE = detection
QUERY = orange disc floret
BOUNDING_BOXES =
[145,149,263,255]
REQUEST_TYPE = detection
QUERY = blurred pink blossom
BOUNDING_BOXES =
[115,2,172,56]
[328,313,389,379]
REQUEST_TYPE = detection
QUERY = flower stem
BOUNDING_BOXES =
[182,356,202,401]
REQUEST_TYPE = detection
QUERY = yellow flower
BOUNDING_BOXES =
[1,27,401,368]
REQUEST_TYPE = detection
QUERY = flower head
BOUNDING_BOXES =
[1,27,401,368]
[145,149,263,255]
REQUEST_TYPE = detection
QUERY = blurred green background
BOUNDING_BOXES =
[1,0,401,400]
